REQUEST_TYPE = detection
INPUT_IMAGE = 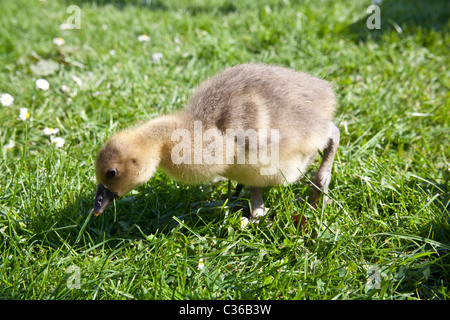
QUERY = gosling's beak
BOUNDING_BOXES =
[92,184,118,216]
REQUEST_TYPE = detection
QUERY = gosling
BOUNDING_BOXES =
[92,63,340,222]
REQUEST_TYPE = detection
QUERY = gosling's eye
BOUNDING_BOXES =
[106,168,118,179]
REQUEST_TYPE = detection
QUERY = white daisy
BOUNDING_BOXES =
[51,136,65,148]
[53,37,65,46]
[152,52,163,63]
[60,85,70,94]
[43,127,60,135]
[72,75,82,86]
[19,108,30,121]
[36,79,50,90]
[0,93,14,106]
[60,23,71,30]
[137,34,150,42]
[198,258,205,270]
[4,141,15,151]
[240,217,249,228]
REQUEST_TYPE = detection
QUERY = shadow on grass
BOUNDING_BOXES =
[66,0,168,11]
[47,176,249,249]
[70,0,240,16]
[346,0,450,42]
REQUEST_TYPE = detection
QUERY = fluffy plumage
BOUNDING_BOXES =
[93,63,340,220]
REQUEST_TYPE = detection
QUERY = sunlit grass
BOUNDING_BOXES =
[0,0,449,299]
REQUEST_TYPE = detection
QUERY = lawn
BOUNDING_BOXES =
[0,0,449,300]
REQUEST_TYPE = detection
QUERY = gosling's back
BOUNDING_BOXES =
[187,64,336,129]
[185,63,337,158]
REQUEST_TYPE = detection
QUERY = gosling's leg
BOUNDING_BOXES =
[227,183,246,214]
[233,183,244,197]
[310,124,340,205]
[250,187,268,222]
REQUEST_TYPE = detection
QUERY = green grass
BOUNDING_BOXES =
[1,0,449,300]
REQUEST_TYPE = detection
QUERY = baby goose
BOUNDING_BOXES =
[93,63,340,221]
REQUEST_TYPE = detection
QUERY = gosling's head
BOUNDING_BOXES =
[92,131,160,216]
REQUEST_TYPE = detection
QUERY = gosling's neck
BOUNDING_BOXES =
[137,112,187,168]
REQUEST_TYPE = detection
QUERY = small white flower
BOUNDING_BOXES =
[51,136,65,148]
[36,79,50,90]
[198,258,205,270]
[152,52,163,63]
[43,127,60,135]
[240,217,249,228]
[53,37,65,46]
[61,85,70,94]
[72,75,83,86]
[4,141,15,151]
[0,93,14,106]
[137,34,150,42]
[60,23,70,30]
[19,108,30,121]
[109,49,116,56]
